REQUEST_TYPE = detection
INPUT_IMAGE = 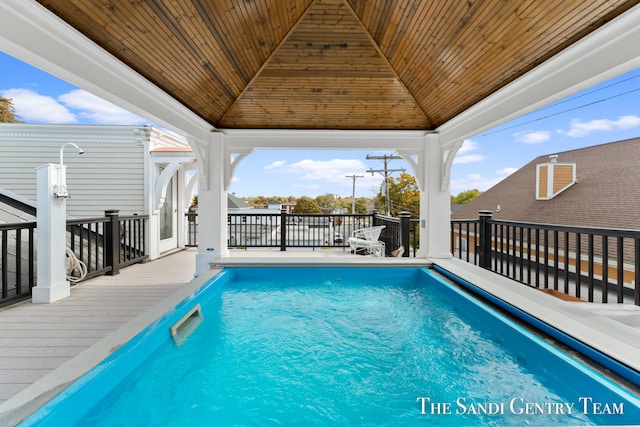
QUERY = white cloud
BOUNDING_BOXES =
[457,139,478,154]
[58,89,147,124]
[515,130,551,144]
[2,88,76,123]
[453,139,486,164]
[287,158,365,181]
[453,154,486,164]
[451,172,509,192]
[497,167,517,177]
[264,160,287,170]
[266,158,381,190]
[557,115,640,137]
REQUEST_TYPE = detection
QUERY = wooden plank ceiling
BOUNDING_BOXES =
[37,0,639,130]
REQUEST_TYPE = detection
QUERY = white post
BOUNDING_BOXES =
[33,164,70,303]
[418,134,453,259]
[195,133,228,274]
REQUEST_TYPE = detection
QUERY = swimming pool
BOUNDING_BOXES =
[21,267,640,426]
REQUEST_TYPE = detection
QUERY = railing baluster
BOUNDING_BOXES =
[506,224,512,279]
[29,227,35,290]
[588,233,594,302]
[563,231,570,294]
[543,229,549,289]
[617,237,624,304]
[575,234,582,299]
[553,230,559,291]
[535,228,540,288]
[16,229,22,295]
[1,230,7,299]
[602,235,608,303]
[518,227,524,282]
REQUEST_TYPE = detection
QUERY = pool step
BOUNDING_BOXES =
[170,304,203,346]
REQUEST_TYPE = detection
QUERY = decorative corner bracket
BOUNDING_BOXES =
[441,140,464,192]
[187,136,209,191]
[224,147,254,191]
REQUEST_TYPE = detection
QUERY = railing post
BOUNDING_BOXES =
[478,210,493,269]
[105,209,120,276]
[280,208,287,251]
[399,211,411,257]
[372,209,379,227]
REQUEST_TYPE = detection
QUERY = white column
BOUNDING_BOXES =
[418,134,453,259]
[33,164,70,303]
[195,133,228,274]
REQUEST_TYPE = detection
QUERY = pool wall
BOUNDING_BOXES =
[19,270,231,427]
[432,259,640,388]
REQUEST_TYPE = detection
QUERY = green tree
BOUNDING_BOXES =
[315,194,336,210]
[0,97,23,123]
[376,173,420,218]
[451,189,481,205]
[353,198,369,214]
[292,196,322,214]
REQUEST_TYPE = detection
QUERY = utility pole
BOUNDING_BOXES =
[345,174,363,214]
[366,154,405,215]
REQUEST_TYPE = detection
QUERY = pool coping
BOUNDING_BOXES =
[0,269,222,427]
[211,256,433,268]
[432,258,640,378]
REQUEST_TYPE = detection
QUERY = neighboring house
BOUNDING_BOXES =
[451,137,640,286]
[228,193,253,212]
[0,124,197,259]
[451,137,640,230]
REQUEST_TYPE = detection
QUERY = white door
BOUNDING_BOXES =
[159,175,177,253]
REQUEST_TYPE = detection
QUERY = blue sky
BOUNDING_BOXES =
[1,51,639,199]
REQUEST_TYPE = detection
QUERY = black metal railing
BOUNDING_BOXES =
[228,211,375,250]
[0,221,36,307]
[451,211,640,305]
[1,210,148,308]
[188,210,418,256]
[186,212,197,247]
[374,212,420,257]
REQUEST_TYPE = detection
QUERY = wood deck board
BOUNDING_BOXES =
[0,250,195,406]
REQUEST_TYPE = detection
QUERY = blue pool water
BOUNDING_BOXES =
[22,268,640,426]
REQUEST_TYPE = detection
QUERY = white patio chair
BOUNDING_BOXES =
[348,225,385,257]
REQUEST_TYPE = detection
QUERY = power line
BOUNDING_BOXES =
[534,73,640,113]
[477,84,640,138]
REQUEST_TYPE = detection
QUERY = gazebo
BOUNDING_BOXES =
[1,0,639,274]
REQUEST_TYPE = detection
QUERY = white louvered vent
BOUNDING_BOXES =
[536,155,576,200]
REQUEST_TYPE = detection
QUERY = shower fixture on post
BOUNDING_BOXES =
[53,142,84,199]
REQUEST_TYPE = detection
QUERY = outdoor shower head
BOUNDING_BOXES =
[59,142,84,167]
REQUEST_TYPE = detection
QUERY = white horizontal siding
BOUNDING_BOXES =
[0,127,147,218]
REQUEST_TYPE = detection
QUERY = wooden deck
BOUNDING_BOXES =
[0,249,197,423]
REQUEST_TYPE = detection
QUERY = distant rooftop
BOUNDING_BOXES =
[452,137,640,230]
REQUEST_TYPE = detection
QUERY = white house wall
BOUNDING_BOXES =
[0,124,146,217]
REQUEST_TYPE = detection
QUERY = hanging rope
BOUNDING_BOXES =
[66,248,87,283]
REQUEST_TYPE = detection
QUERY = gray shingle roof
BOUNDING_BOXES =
[451,137,640,230]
